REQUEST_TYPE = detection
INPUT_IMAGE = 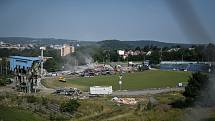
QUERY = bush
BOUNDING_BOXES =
[146,97,159,110]
[170,99,193,108]
[0,79,6,86]
[49,112,68,121]
[136,101,147,112]
[60,99,80,113]
[26,95,38,103]
[183,72,209,100]
[41,97,48,105]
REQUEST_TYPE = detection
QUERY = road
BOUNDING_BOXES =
[37,78,55,94]
[112,87,184,96]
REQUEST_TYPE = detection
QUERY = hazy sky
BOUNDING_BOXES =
[0,0,214,43]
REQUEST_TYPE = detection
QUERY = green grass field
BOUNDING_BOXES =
[0,106,48,121]
[43,70,191,91]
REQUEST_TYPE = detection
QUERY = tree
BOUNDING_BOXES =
[60,99,80,113]
[1,57,8,75]
[135,46,141,51]
[148,51,160,64]
[183,72,209,101]
[44,58,60,72]
[0,78,6,86]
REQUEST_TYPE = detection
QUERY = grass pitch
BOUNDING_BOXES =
[43,70,191,91]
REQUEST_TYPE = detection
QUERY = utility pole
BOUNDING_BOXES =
[5,59,7,75]
[40,47,46,78]
[41,48,43,76]
[0,58,1,74]
[119,74,123,91]
[160,48,163,62]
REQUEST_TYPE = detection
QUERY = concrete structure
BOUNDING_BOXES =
[90,86,112,95]
[9,56,40,71]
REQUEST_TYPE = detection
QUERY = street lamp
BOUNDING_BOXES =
[40,47,46,77]
[119,74,123,91]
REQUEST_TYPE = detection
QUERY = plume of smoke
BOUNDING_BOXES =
[180,74,215,121]
[166,0,215,120]
[166,0,212,43]
[63,44,99,71]
[181,108,209,121]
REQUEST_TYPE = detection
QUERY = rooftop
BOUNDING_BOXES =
[10,56,40,61]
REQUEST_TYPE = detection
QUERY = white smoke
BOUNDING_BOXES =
[62,45,99,72]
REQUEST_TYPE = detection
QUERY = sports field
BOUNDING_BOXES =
[43,70,191,91]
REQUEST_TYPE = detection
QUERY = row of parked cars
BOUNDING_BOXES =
[54,88,82,96]
[80,68,115,77]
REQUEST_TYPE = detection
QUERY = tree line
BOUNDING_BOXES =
[0,43,214,72]
[93,43,215,64]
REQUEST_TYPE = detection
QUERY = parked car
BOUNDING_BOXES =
[58,77,66,82]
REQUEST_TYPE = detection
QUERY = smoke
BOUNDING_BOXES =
[166,0,215,120]
[63,44,99,71]
[166,0,213,43]
[183,77,215,121]
[181,108,210,121]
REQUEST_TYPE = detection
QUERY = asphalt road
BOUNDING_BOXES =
[37,78,55,94]
[112,87,184,96]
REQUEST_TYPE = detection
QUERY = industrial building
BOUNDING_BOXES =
[9,56,42,93]
[9,56,40,71]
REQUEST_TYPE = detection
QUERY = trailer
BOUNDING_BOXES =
[90,86,112,95]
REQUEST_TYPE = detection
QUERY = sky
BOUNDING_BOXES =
[0,0,214,43]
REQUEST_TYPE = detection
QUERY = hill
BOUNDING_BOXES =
[0,37,206,49]
[0,37,95,46]
[97,40,199,49]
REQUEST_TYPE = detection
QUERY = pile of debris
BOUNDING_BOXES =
[112,97,138,105]
[80,64,115,77]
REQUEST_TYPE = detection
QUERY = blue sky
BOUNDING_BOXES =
[0,0,214,43]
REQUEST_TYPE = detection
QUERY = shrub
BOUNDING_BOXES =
[49,112,68,121]
[136,101,147,112]
[0,79,6,86]
[26,95,37,103]
[60,99,80,113]
[41,97,48,105]
[183,72,208,99]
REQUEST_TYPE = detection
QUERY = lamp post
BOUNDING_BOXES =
[119,74,123,91]
[40,47,46,78]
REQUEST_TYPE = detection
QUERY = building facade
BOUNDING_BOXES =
[9,56,40,71]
